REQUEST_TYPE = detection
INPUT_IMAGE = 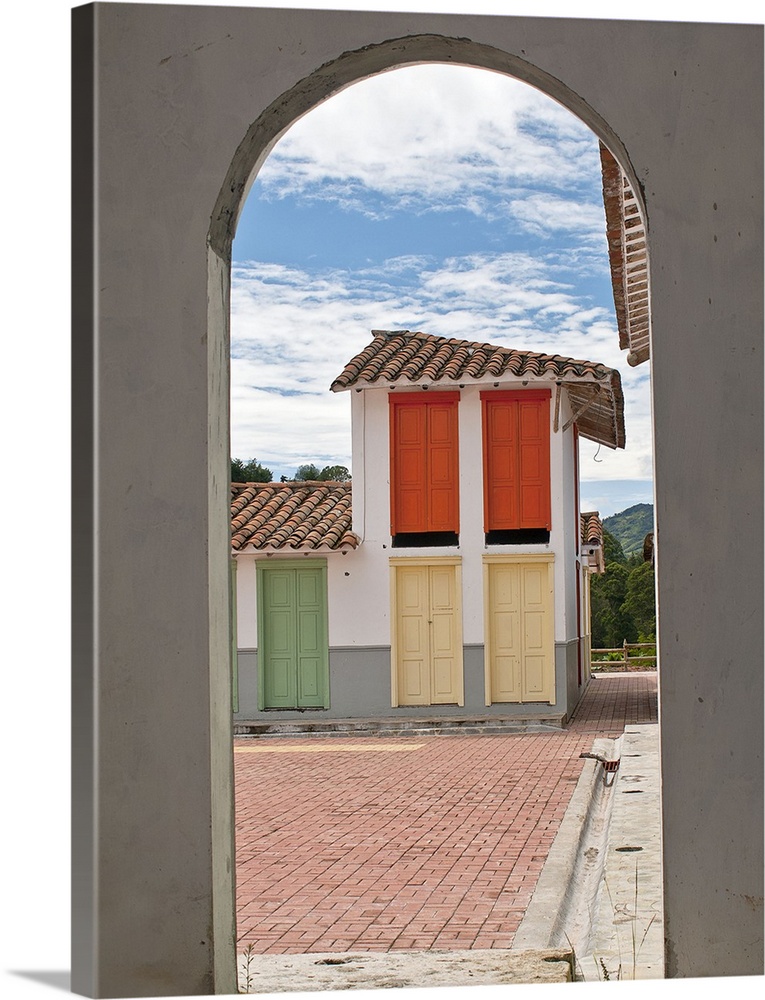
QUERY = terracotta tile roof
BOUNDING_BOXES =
[231,481,359,552]
[331,330,625,450]
[581,511,604,546]
[581,510,606,574]
[600,143,650,367]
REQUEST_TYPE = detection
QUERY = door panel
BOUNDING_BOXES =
[396,565,430,706]
[522,654,548,698]
[394,562,462,706]
[429,565,460,704]
[487,560,554,704]
[488,564,522,702]
[261,564,328,709]
[296,568,326,707]
[262,570,297,708]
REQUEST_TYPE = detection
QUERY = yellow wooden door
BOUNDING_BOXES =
[396,564,430,705]
[428,564,461,704]
[486,562,523,702]
[486,559,554,704]
[394,562,463,706]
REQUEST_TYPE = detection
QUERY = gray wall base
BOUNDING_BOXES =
[236,644,580,721]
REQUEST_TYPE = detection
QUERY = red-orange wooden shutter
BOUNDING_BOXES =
[427,399,459,531]
[390,393,459,533]
[517,394,550,528]
[391,399,427,532]
[483,395,519,529]
[482,390,551,530]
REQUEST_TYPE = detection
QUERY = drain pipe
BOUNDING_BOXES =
[579,751,621,787]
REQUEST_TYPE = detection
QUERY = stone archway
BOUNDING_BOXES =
[72,7,763,996]
[208,33,645,262]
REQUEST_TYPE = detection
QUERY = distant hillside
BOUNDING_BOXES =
[603,503,654,558]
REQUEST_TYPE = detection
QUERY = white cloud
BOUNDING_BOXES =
[505,194,608,239]
[256,65,601,217]
[230,254,652,481]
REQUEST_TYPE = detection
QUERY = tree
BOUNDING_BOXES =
[293,464,352,481]
[294,464,322,481]
[231,457,273,483]
[602,527,626,565]
[317,465,351,481]
[590,533,657,648]
[590,562,637,648]
[622,562,656,640]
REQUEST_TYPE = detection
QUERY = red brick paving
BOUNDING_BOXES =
[234,672,657,954]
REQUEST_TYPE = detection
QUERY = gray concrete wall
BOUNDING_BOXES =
[235,644,569,720]
[73,3,763,993]
[559,638,583,719]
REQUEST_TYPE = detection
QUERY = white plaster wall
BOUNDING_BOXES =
[234,554,258,648]
[342,382,579,645]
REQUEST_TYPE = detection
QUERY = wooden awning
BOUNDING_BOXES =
[600,144,650,367]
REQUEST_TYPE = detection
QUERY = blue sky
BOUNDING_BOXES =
[230,64,653,517]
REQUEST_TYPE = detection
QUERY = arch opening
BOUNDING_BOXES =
[214,35,657,983]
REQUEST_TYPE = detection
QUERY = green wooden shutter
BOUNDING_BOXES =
[261,567,298,709]
[295,566,328,708]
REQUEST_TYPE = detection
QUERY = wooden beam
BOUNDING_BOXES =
[562,387,600,433]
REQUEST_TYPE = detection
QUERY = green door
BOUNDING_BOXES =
[258,562,329,709]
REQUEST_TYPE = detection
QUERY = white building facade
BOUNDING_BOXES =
[234,330,621,724]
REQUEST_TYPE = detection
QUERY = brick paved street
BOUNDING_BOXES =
[235,672,657,954]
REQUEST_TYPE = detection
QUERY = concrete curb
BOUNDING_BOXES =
[234,713,566,737]
[513,725,664,982]
[512,736,617,955]
[578,725,664,982]
[237,947,575,992]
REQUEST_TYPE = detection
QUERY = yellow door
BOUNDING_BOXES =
[396,564,430,705]
[486,558,555,704]
[487,562,522,702]
[393,561,463,706]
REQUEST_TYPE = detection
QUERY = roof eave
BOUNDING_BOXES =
[600,143,651,367]
[233,537,361,555]
[333,372,616,393]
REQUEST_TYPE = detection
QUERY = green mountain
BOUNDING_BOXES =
[603,503,654,558]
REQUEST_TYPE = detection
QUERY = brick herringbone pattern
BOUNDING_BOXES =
[235,672,657,954]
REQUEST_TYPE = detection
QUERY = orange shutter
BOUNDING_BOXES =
[427,399,459,531]
[483,395,519,529]
[390,393,459,534]
[482,390,551,530]
[391,399,427,532]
